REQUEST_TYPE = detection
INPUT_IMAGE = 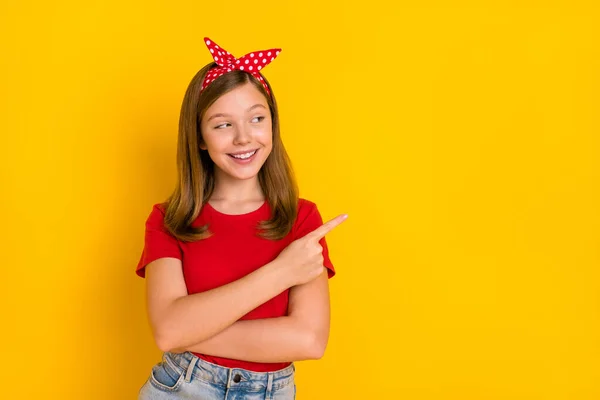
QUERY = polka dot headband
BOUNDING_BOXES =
[201,37,281,97]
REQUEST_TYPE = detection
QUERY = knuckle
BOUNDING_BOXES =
[303,234,315,243]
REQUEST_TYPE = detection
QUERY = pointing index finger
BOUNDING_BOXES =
[308,214,348,240]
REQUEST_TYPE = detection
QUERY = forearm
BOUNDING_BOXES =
[159,260,289,351]
[171,316,320,362]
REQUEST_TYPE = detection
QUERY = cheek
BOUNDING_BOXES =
[257,125,273,144]
[261,131,273,144]
[202,133,227,151]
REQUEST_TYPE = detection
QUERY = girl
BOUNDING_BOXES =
[135,37,347,400]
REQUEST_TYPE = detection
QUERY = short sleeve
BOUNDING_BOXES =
[135,203,183,278]
[293,201,336,279]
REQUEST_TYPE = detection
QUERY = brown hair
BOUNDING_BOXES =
[160,62,299,242]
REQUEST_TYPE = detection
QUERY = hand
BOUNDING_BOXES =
[274,213,348,287]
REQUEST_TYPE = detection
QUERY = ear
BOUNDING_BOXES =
[199,138,207,151]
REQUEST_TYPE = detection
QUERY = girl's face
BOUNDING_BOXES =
[200,82,273,182]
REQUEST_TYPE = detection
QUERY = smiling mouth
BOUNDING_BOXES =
[228,149,258,160]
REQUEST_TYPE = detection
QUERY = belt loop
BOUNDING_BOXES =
[185,354,199,383]
[226,369,232,389]
[266,371,274,393]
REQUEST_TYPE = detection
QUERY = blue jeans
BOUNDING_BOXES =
[138,351,296,399]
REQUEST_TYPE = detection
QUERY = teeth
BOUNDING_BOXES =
[231,150,256,159]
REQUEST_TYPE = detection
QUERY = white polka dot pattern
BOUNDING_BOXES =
[200,37,281,96]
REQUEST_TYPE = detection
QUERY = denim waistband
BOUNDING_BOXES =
[163,351,295,390]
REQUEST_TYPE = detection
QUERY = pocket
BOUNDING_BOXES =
[149,360,185,392]
[272,374,296,400]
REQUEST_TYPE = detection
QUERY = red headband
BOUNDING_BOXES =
[200,37,281,96]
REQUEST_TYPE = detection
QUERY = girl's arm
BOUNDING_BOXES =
[170,268,331,362]
[146,256,291,352]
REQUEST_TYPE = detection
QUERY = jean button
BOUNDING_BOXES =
[233,374,241,383]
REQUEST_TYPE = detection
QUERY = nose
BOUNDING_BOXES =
[233,123,252,145]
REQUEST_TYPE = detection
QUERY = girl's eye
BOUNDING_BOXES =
[215,116,264,129]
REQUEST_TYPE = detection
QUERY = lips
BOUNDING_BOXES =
[227,149,259,163]
[228,149,258,156]
[228,149,258,159]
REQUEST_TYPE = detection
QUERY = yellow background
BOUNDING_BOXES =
[1,1,599,399]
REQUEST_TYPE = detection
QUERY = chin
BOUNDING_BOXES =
[230,171,261,180]
[215,163,261,181]
[222,157,268,179]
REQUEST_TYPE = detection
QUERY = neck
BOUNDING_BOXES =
[211,170,264,202]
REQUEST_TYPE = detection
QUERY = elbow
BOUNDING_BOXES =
[304,330,328,360]
[153,322,181,353]
[156,339,173,353]
[156,333,187,353]
[153,321,209,353]
[154,330,175,353]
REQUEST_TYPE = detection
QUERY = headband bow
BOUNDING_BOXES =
[200,37,281,96]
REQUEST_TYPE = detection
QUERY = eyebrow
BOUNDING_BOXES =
[206,104,267,122]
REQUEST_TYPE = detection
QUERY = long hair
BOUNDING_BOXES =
[161,62,299,242]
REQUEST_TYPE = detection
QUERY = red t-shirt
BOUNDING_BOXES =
[136,197,335,372]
